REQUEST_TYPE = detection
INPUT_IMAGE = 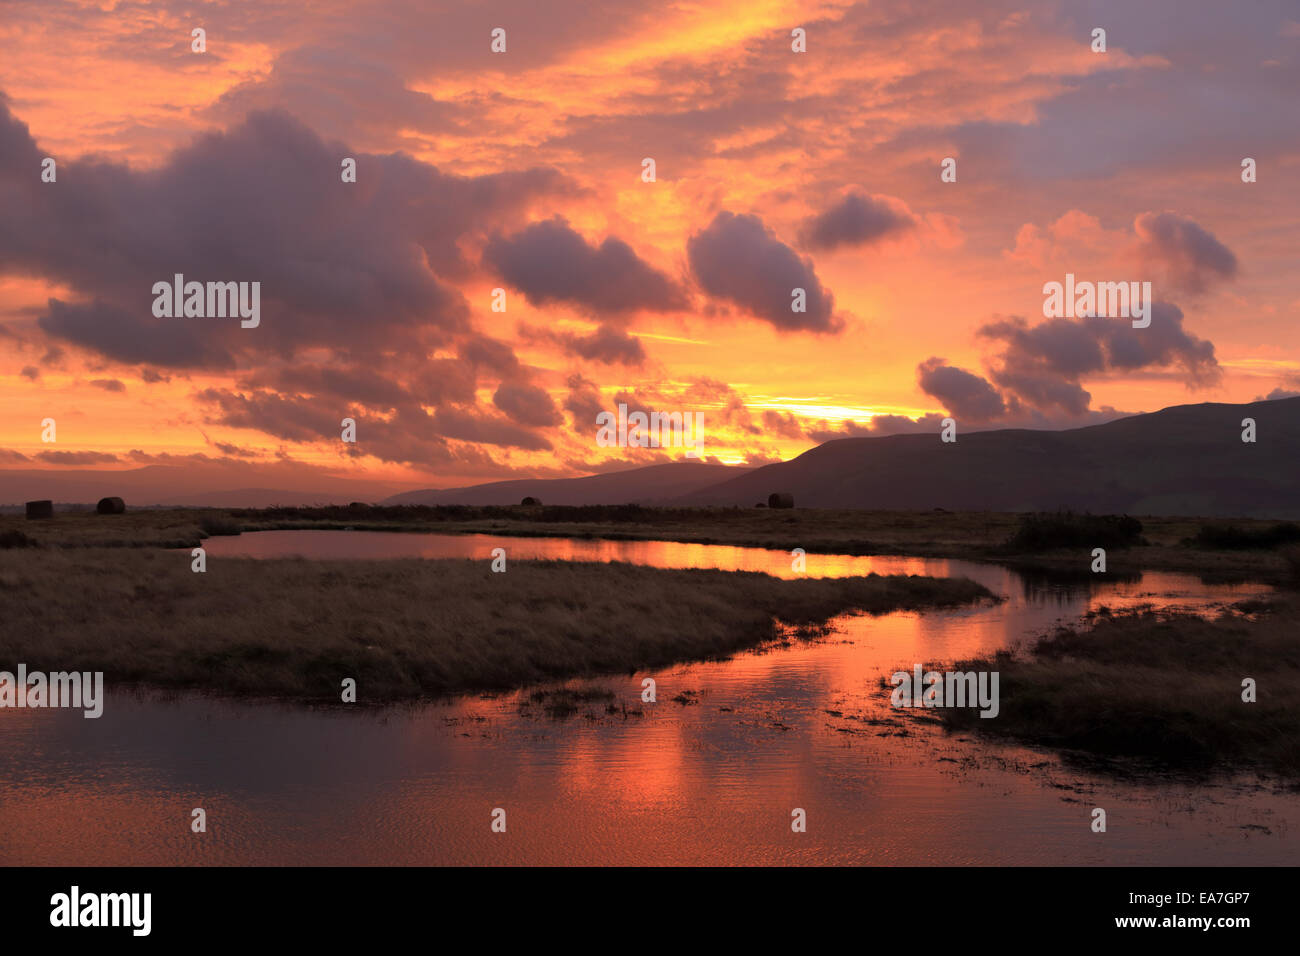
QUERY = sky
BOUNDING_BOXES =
[1,0,1298,497]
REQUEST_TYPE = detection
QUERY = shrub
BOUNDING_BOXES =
[1005,511,1144,552]
[199,515,243,536]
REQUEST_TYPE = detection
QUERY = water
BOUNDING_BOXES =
[0,531,1290,865]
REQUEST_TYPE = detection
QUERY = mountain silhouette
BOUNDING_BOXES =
[675,397,1300,517]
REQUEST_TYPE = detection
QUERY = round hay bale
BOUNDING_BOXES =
[25,499,54,520]
[520,496,542,506]
[96,496,126,515]
[768,492,794,509]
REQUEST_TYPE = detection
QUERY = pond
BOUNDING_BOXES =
[0,531,1289,865]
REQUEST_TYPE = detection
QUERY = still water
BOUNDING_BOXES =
[0,531,1291,865]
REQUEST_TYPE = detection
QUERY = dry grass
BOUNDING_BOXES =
[1,509,208,548]
[939,598,1300,776]
[0,549,992,701]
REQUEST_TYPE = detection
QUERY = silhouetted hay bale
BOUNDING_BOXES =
[96,496,126,515]
[768,492,794,509]
[520,496,542,506]
[25,500,54,519]
[754,502,767,508]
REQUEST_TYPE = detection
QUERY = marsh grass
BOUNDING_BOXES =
[1189,522,1300,550]
[522,686,617,718]
[0,549,991,701]
[938,599,1300,776]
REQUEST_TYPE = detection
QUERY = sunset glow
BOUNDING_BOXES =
[2,0,1297,500]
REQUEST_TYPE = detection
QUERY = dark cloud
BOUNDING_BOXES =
[916,357,1008,422]
[197,388,342,444]
[212,442,265,459]
[0,99,567,369]
[430,406,553,452]
[240,365,412,409]
[39,299,234,369]
[519,322,646,366]
[977,303,1219,415]
[805,419,874,441]
[806,411,955,442]
[492,382,563,428]
[0,448,30,463]
[561,326,645,365]
[1134,212,1238,294]
[19,366,38,380]
[799,191,916,251]
[687,212,839,332]
[905,305,1219,426]
[196,385,553,462]
[88,378,126,392]
[483,217,686,316]
[563,374,606,432]
[459,335,524,377]
[35,450,119,465]
[863,413,950,435]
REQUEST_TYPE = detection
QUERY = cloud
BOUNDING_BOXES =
[483,217,686,316]
[916,357,1009,422]
[1134,212,1238,294]
[19,366,38,380]
[762,409,805,439]
[196,385,555,463]
[211,442,265,459]
[430,406,553,452]
[804,412,950,441]
[0,100,570,369]
[196,388,342,444]
[492,382,563,428]
[458,335,524,378]
[799,191,916,251]
[35,450,119,465]
[687,212,840,333]
[239,365,412,409]
[563,374,605,433]
[39,299,235,369]
[522,322,646,366]
[903,305,1222,424]
[88,378,126,392]
[977,302,1219,416]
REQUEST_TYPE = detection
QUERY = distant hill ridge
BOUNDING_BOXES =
[675,397,1300,517]
[383,461,748,506]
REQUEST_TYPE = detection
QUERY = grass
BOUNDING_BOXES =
[5,506,1299,581]
[1188,522,1300,550]
[0,529,39,549]
[935,598,1300,777]
[0,549,992,701]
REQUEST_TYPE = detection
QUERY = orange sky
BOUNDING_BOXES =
[1,0,1298,496]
